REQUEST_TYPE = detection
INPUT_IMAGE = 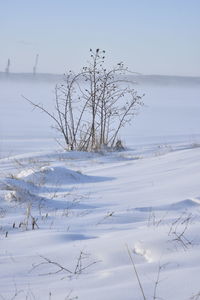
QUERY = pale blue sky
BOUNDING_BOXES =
[1,0,200,76]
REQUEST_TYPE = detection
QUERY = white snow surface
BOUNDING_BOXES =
[0,77,200,299]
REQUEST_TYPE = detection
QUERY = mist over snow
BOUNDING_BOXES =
[0,73,200,157]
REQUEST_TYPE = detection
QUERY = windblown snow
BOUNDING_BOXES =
[0,77,200,300]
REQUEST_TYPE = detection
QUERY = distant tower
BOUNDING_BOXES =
[33,54,39,75]
[5,58,10,75]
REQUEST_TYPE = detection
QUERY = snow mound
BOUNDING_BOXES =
[135,199,200,212]
[0,177,38,192]
[167,199,200,210]
[16,166,90,186]
[1,177,44,204]
[5,187,44,203]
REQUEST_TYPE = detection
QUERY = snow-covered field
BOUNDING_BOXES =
[1,75,200,299]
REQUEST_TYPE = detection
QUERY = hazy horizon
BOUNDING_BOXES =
[1,71,200,79]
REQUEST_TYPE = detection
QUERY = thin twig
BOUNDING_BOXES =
[126,244,146,300]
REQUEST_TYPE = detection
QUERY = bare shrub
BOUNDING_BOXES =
[24,49,144,152]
